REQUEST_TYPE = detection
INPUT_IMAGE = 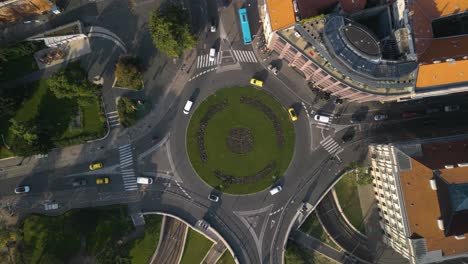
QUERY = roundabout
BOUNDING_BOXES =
[186,86,295,194]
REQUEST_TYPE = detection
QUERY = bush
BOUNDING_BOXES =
[117,97,138,128]
[149,4,196,58]
[115,57,143,90]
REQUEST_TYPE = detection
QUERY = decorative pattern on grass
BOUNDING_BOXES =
[187,87,294,194]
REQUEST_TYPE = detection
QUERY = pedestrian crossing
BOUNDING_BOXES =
[195,49,258,69]
[320,137,343,156]
[232,50,257,63]
[119,144,138,191]
[107,111,120,128]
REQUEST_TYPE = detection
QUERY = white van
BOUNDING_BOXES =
[314,114,330,123]
[269,185,282,195]
[136,177,153,185]
[183,100,193,114]
[209,48,216,62]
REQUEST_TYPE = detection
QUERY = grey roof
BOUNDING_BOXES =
[448,183,468,212]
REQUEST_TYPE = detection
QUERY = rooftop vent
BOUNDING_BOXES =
[437,219,444,231]
[429,179,437,190]
[445,165,455,169]
[457,163,468,167]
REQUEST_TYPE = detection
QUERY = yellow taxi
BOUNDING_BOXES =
[96,177,109,185]
[89,162,103,171]
[288,108,298,121]
[250,78,263,88]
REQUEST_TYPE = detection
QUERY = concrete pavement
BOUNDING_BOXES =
[289,229,345,263]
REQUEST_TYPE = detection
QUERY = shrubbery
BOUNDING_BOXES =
[115,56,143,90]
[117,97,138,128]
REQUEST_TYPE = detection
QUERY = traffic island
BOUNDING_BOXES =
[186,86,295,194]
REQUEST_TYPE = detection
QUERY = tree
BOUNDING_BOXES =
[0,97,16,117]
[115,57,143,90]
[117,97,138,128]
[148,4,197,58]
[47,65,98,99]
[9,119,38,145]
[349,161,373,186]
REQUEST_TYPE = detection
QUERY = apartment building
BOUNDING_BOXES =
[369,138,468,263]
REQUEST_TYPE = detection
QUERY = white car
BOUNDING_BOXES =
[183,100,193,114]
[209,48,216,62]
[314,114,330,123]
[137,177,153,185]
[269,185,282,195]
[14,186,30,194]
[444,105,460,112]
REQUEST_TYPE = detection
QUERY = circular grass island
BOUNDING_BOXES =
[186,87,295,194]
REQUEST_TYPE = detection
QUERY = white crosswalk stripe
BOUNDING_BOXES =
[196,54,219,68]
[232,50,257,63]
[320,137,343,155]
[118,144,137,191]
[106,111,120,128]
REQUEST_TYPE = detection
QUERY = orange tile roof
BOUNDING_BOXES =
[409,0,468,62]
[266,0,296,31]
[400,158,468,256]
[416,60,468,88]
[0,0,51,24]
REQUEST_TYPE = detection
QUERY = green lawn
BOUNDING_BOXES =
[186,86,295,194]
[217,250,236,264]
[180,229,213,264]
[300,213,340,250]
[285,242,337,264]
[3,79,105,153]
[126,215,163,264]
[19,206,134,264]
[334,172,366,233]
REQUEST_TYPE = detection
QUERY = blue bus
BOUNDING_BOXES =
[239,8,252,45]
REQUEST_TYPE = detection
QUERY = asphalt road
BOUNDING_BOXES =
[3,0,468,263]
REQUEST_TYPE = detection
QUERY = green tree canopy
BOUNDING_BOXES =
[115,57,143,90]
[9,119,38,144]
[47,65,98,99]
[117,97,138,128]
[149,4,197,58]
[0,97,16,117]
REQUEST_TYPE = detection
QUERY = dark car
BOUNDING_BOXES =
[444,105,460,112]
[208,193,219,202]
[73,179,87,187]
[350,115,362,124]
[402,112,417,118]
[341,128,355,143]
[334,98,344,105]
[425,108,440,114]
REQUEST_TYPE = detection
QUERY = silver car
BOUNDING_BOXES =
[14,186,30,194]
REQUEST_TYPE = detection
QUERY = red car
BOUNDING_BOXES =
[402,112,417,118]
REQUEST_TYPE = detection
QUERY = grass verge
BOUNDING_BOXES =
[126,215,163,264]
[217,250,236,264]
[285,241,337,264]
[334,172,366,233]
[300,213,340,250]
[180,229,213,264]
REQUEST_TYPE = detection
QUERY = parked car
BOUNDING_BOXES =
[210,18,216,32]
[314,114,330,123]
[250,78,263,87]
[72,179,87,187]
[402,112,417,118]
[288,108,298,121]
[444,105,460,112]
[373,114,388,121]
[89,162,103,171]
[183,100,194,114]
[350,115,362,124]
[267,64,279,75]
[208,193,219,202]
[136,177,153,185]
[96,177,109,185]
[425,108,440,114]
[14,186,30,194]
[334,98,344,105]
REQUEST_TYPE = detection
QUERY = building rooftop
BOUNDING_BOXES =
[398,138,468,257]
[408,0,468,63]
[266,0,296,32]
[296,0,366,19]
[416,57,468,89]
[0,0,52,24]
